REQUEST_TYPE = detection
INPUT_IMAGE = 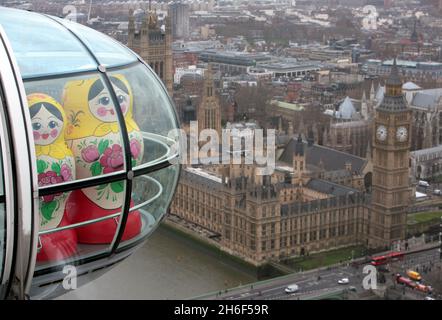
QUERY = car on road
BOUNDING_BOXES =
[419,180,430,187]
[348,286,357,292]
[424,296,435,300]
[338,278,350,285]
[284,284,299,293]
[433,189,442,195]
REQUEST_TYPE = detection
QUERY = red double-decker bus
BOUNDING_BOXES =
[371,251,405,266]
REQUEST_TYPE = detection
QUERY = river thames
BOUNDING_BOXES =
[58,224,257,299]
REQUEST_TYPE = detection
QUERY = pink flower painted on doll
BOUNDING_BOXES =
[130,139,141,160]
[100,144,124,174]
[81,145,100,163]
[60,164,73,182]
[38,171,63,202]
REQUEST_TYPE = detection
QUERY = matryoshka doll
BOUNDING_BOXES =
[62,75,143,244]
[27,93,78,262]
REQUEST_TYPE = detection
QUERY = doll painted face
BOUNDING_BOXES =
[30,102,64,146]
[87,77,130,123]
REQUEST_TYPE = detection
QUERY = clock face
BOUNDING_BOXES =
[396,126,408,142]
[376,125,387,141]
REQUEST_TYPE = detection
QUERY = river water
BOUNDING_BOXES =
[58,224,257,299]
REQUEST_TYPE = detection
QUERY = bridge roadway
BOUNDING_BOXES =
[195,245,440,300]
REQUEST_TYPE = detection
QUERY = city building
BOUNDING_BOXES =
[410,145,442,181]
[197,65,222,138]
[323,94,373,158]
[286,45,352,63]
[370,59,412,248]
[170,139,370,266]
[409,87,442,150]
[128,8,173,94]
[361,80,442,153]
[169,58,412,265]
[199,50,271,75]
[363,59,442,83]
[174,65,205,84]
[258,61,321,79]
[170,1,190,39]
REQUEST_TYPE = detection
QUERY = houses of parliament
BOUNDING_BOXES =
[169,61,413,266]
[127,7,173,95]
[124,7,413,266]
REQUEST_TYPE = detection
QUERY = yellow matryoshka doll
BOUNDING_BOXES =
[28,93,78,262]
[62,75,144,244]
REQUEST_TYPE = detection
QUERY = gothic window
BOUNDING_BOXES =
[250,239,256,250]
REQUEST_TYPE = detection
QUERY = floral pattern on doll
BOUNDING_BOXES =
[63,76,143,209]
[28,94,75,229]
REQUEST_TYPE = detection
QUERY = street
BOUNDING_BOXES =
[200,247,442,300]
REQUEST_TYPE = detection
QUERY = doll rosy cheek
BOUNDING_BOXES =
[50,129,59,138]
[97,107,107,117]
[33,131,41,140]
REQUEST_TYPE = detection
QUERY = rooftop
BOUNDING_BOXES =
[271,100,305,111]
[279,138,367,174]
[306,179,358,197]
[410,88,442,109]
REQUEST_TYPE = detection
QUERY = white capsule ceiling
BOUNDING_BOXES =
[0,7,180,299]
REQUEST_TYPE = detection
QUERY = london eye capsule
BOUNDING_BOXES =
[0,7,180,299]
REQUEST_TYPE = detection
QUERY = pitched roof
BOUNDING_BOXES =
[306,179,358,197]
[337,96,357,119]
[271,100,305,111]
[402,82,421,90]
[411,88,442,109]
[278,138,367,174]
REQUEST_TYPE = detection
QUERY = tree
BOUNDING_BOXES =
[233,85,272,124]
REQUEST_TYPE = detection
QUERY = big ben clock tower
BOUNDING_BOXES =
[370,59,412,249]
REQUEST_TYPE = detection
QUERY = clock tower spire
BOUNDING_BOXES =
[370,58,412,249]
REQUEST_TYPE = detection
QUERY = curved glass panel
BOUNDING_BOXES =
[0,132,5,292]
[24,73,127,188]
[35,181,127,271]
[0,83,10,298]
[119,164,180,249]
[109,63,179,169]
[0,7,181,285]
[54,17,138,68]
[0,8,97,78]
[23,73,131,265]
